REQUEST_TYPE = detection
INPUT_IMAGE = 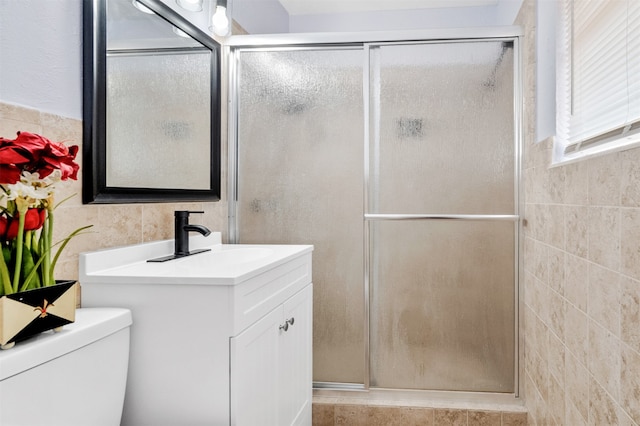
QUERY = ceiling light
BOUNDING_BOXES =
[176,0,203,12]
[132,0,155,14]
[211,4,229,36]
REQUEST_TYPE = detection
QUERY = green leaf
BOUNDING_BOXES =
[20,245,41,291]
[0,249,12,296]
[2,246,11,265]
[48,225,94,285]
[19,249,48,292]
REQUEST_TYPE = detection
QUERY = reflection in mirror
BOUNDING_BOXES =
[83,0,221,203]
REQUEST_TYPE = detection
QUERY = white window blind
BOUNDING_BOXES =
[554,0,640,163]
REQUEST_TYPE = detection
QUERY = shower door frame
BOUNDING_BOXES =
[226,27,524,400]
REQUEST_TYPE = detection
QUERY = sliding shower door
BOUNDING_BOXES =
[367,41,517,392]
[232,36,519,393]
[233,48,366,384]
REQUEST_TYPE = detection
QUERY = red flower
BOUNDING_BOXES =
[0,132,79,182]
[40,140,80,180]
[10,132,48,153]
[0,209,46,240]
[0,164,22,184]
[0,137,31,184]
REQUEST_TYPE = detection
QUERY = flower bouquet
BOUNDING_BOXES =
[0,131,91,349]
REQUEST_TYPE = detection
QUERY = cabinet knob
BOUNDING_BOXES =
[279,317,295,332]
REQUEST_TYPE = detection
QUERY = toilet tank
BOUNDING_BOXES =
[0,308,132,426]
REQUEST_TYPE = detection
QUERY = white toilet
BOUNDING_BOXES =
[0,307,132,426]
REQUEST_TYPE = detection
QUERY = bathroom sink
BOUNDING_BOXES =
[185,247,275,265]
[79,232,312,285]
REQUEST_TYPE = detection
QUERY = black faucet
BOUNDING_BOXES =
[174,210,211,256]
[147,210,211,262]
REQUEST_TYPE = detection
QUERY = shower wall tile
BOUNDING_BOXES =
[565,398,588,426]
[525,372,549,426]
[588,263,621,336]
[547,288,565,340]
[588,320,620,401]
[587,206,620,271]
[621,276,640,353]
[532,305,550,360]
[589,376,620,426]
[0,102,229,299]
[547,166,566,205]
[523,377,537,425]
[565,351,589,421]
[621,208,640,281]
[547,332,565,388]
[524,203,547,242]
[547,247,565,296]
[547,374,565,425]
[523,306,540,357]
[564,300,589,366]
[529,346,549,402]
[588,153,622,206]
[520,0,640,424]
[528,239,549,284]
[563,160,590,205]
[564,253,589,311]
[621,148,640,207]
[621,345,640,423]
[565,205,589,258]
[546,204,565,249]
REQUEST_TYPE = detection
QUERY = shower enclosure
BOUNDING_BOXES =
[228,30,521,395]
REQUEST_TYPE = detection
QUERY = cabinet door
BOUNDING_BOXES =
[279,284,313,426]
[230,306,282,426]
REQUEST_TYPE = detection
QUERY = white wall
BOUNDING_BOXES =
[496,0,524,25]
[232,0,289,34]
[0,0,526,119]
[289,7,495,33]
[289,1,523,33]
[536,0,556,142]
[0,0,83,119]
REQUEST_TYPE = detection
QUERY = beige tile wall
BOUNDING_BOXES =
[0,102,229,298]
[523,142,640,426]
[519,1,640,424]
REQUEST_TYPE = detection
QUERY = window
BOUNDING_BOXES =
[553,0,640,164]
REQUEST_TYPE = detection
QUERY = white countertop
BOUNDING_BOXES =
[79,233,313,286]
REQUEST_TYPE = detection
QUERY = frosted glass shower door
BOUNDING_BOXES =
[368,41,517,392]
[234,48,365,384]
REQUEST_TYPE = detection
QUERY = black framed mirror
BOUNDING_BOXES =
[83,0,221,203]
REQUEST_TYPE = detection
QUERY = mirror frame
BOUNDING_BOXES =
[82,0,221,203]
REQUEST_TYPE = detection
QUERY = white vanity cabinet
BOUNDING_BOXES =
[231,284,312,426]
[79,234,313,426]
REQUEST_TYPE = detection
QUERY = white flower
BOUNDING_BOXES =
[3,171,54,203]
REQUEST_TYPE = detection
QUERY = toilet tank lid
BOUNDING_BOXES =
[0,307,132,381]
